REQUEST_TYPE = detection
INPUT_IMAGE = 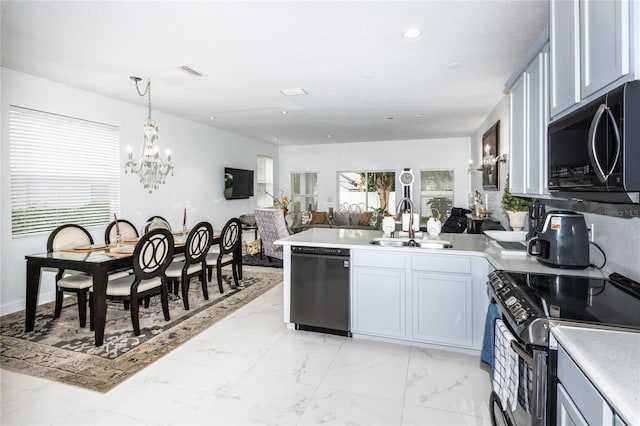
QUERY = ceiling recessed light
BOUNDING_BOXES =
[280,88,308,96]
[282,110,288,115]
[447,62,462,69]
[403,28,422,39]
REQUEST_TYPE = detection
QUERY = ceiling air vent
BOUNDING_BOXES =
[178,65,205,77]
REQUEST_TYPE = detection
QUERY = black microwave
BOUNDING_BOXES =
[547,80,640,204]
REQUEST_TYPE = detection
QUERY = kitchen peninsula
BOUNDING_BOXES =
[275,227,607,354]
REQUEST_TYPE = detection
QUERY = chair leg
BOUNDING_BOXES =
[89,293,95,331]
[200,270,209,300]
[231,262,240,289]
[144,296,150,308]
[54,288,64,319]
[206,265,213,282]
[181,274,190,310]
[160,282,170,321]
[77,289,88,328]
[216,262,224,294]
[130,294,141,336]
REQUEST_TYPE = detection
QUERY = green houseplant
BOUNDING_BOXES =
[501,176,531,231]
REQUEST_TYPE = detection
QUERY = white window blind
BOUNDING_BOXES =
[9,106,121,236]
[256,155,274,207]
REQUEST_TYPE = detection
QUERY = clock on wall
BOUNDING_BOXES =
[399,168,414,186]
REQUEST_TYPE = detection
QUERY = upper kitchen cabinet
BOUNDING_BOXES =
[550,0,637,119]
[506,29,550,198]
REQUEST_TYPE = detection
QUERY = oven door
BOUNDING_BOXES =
[490,334,548,426]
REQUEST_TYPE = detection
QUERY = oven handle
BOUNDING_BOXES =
[511,341,546,420]
[510,340,533,365]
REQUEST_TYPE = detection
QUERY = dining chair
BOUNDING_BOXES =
[104,219,139,243]
[47,224,95,328]
[165,221,213,310]
[143,215,171,234]
[206,217,242,294]
[89,228,174,336]
[254,208,291,261]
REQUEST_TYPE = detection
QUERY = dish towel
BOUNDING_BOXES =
[492,319,519,412]
[480,303,501,372]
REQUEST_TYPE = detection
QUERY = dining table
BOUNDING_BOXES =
[24,231,233,346]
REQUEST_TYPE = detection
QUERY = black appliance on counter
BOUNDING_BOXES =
[487,270,640,426]
[527,210,590,269]
[547,80,640,204]
[290,246,351,336]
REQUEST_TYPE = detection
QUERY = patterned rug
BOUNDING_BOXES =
[0,270,283,393]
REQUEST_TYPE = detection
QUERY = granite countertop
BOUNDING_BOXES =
[552,325,640,425]
[276,228,608,278]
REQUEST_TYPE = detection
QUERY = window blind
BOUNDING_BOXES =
[9,106,121,236]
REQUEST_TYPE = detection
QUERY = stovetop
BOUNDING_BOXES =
[488,270,640,346]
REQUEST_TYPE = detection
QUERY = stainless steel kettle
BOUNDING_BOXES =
[527,210,590,269]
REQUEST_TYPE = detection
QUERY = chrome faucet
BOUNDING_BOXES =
[395,197,415,239]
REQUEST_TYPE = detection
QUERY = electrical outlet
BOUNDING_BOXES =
[589,223,595,242]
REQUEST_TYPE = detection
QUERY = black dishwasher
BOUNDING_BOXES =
[290,246,351,336]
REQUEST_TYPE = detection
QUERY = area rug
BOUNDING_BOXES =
[0,270,283,393]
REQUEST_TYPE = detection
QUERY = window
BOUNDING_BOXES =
[420,170,454,222]
[337,171,396,213]
[290,172,317,212]
[256,155,274,207]
[9,106,120,237]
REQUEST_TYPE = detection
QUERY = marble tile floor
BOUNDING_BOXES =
[1,266,492,426]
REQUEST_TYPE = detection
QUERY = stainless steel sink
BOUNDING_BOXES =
[369,237,452,249]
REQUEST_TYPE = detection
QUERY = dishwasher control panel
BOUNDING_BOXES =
[292,246,350,257]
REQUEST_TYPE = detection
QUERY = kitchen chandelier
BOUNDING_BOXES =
[124,76,173,193]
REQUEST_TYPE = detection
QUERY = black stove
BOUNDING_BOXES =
[488,270,640,346]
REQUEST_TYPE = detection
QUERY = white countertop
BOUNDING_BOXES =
[276,228,608,278]
[552,325,640,425]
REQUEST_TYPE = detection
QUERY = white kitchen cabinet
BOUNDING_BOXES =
[508,41,550,198]
[412,271,472,347]
[557,345,614,426]
[580,0,630,99]
[351,250,407,339]
[549,0,580,117]
[550,0,634,119]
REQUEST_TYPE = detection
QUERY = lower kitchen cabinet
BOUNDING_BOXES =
[412,271,472,347]
[350,249,490,352]
[351,267,406,339]
[557,345,618,426]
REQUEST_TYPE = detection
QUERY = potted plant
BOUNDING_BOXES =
[501,177,532,231]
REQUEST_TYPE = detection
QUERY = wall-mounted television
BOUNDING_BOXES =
[224,167,254,199]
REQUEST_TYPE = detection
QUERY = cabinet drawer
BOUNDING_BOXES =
[410,254,471,273]
[351,250,405,269]
[558,346,613,425]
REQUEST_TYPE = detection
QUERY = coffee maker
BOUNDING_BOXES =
[526,199,545,240]
[527,210,590,269]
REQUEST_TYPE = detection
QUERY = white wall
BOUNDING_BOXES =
[0,68,278,314]
[278,137,471,214]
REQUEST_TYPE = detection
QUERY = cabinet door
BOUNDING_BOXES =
[580,0,630,98]
[557,383,589,426]
[550,0,580,117]
[525,46,550,197]
[412,271,472,347]
[509,73,527,195]
[351,267,406,339]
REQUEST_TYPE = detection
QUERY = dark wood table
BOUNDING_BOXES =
[24,234,231,346]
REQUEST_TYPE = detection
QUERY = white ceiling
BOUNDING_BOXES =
[1,1,548,146]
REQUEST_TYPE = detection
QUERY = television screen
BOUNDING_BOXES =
[224,167,254,199]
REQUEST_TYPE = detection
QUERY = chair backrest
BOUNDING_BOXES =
[219,218,242,256]
[185,221,213,264]
[143,216,171,234]
[47,224,94,252]
[105,219,139,243]
[254,208,290,260]
[132,228,174,281]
